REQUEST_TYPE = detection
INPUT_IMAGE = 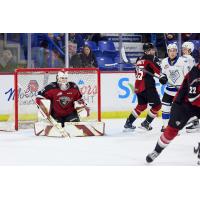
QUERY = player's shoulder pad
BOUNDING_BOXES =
[42,82,58,92]
[161,58,169,68]
[153,56,161,66]
[179,57,189,66]
[177,56,185,63]
[37,82,57,95]
[162,57,168,63]
[68,82,79,89]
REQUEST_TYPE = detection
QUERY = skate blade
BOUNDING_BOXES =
[123,128,136,133]
[186,129,199,133]
[138,126,152,131]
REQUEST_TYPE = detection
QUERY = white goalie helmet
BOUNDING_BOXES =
[182,41,194,52]
[56,71,69,91]
[167,43,178,52]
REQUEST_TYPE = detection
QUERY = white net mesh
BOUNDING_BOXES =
[2,68,100,131]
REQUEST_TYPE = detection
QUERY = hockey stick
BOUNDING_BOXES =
[194,142,200,154]
[120,46,160,78]
[120,47,179,89]
[105,63,119,67]
[37,100,70,138]
[17,83,70,138]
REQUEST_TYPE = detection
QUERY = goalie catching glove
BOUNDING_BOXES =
[74,99,90,118]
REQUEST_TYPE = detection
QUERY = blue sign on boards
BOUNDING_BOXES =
[118,77,166,103]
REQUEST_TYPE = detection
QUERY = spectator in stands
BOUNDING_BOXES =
[165,33,177,42]
[53,33,65,51]
[80,45,98,68]
[141,33,151,43]
[52,51,65,67]
[38,40,49,67]
[69,45,98,68]
[69,53,82,68]
[0,49,17,72]
[69,33,84,50]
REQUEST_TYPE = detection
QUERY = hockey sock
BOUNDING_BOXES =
[146,104,161,123]
[162,112,170,128]
[155,125,179,153]
[127,113,137,124]
[128,104,147,124]
[161,103,171,128]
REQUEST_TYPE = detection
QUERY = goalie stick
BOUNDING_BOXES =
[17,83,70,138]
[37,99,70,138]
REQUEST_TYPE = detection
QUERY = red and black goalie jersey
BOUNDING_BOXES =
[174,64,200,107]
[36,82,82,118]
[134,54,161,93]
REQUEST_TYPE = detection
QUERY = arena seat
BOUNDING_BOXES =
[190,40,200,49]
[98,41,116,52]
[96,56,119,71]
[84,41,98,51]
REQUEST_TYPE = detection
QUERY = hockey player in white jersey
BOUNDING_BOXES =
[181,41,199,132]
[181,41,195,70]
[160,43,192,132]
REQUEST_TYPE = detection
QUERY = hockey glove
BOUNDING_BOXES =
[159,74,168,85]
[74,99,90,117]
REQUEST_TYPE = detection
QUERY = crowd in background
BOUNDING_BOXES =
[1,33,200,72]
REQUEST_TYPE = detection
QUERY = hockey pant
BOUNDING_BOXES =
[158,102,200,149]
[132,88,161,123]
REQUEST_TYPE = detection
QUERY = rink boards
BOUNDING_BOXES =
[0,72,165,121]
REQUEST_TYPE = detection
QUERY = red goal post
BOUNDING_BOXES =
[14,68,101,130]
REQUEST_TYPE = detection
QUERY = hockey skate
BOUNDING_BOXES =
[139,120,153,131]
[146,150,160,163]
[186,119,200,133]
[123,120,136,132]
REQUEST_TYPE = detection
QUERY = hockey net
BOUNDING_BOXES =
[1,68,101,131]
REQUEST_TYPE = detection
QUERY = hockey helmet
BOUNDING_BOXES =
[143,43,155,52]
[182,41,194,53]
[167,43,178,52]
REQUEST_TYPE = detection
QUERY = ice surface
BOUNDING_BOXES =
[0,118,199,165]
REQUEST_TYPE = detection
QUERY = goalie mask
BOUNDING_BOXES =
[56,71,69,91]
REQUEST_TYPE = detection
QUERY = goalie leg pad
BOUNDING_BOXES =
[64,122,105,137]
[34,121,105,137]
[34,121,64,137]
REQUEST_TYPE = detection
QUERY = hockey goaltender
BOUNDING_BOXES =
[34,70,105,138]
